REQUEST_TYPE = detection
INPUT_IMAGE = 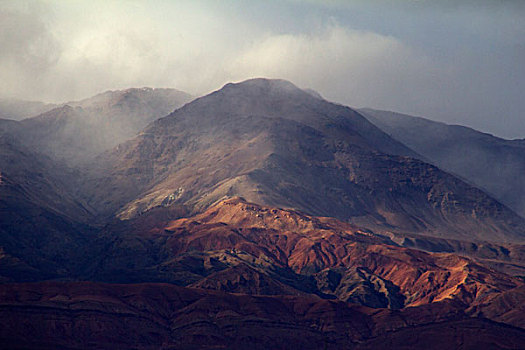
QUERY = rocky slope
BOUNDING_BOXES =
[361,108,525,218]
[2,198,525,347]
[383,230,525,277]
[89,198,524,311]
[86,79,525,243]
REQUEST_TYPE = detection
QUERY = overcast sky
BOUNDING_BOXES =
[1,0,524,138]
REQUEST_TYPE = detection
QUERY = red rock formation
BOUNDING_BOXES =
[158,198,521,306]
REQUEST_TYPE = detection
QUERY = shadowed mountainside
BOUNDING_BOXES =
[361,108,525,218]
[0,88,193,282]
[0,278,524,349]
[0,120,97,281]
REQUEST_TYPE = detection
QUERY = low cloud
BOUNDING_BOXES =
[229,25,444,112]
[0,1,524,138]
[0,2,60,100]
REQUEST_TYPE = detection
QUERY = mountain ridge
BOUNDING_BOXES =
[11,87,193,165]
[360,108,525,218]
[2,79,525,348]
[85,78,525,243]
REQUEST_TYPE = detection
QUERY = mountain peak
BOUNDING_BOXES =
[70,87,191,109]
[224,78,299,90]
[215,78,311,101]
[93,77,525,244]
[220,78,325,101]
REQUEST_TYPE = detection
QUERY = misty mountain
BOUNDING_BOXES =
[0,121,96,281]
[15,87,193,165]
[2,0,525,345]
[2,80,525,348]
[360,108,525,218]
[85,78,525,243]
[0,88,193,279]
[67,87,194,136]
[0,98,56,121]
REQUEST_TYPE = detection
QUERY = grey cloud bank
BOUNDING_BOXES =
[0,0,524,138]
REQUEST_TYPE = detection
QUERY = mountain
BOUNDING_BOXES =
[0,121,90,221]
[2,198,525,348]
[86,78,525,243]
[68,87,194,140]
[0,98,56,121]
[16,87,193,165]
[1,281,525,349]
[384,229,525,277]
[3,79,525,348]
[90,197,523,308]
[0,87,194,281]
[0,121,97,281]
[360,108,525,218]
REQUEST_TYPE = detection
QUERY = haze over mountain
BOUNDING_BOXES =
[0,120,95,281]
[361,108,525,218]
[2,1,525,139]
[12,87,193,165]
[2,78,525,349]
[86,78,525,243]
[0,98,56,121]
[2,0,525,347]
[0,87,192,281]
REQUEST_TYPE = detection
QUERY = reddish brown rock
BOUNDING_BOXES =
[1,281,524,349]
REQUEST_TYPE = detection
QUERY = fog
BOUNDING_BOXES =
[1,0,524,138]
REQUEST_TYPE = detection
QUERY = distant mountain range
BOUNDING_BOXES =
[0,98,56,120]
[360,108,525,219]
[1,79,525,348]
[5,88,193,165]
